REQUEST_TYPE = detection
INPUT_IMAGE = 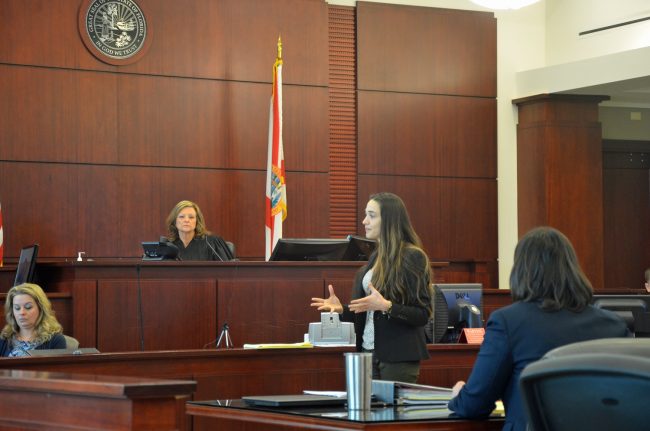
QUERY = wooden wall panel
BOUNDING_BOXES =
[97,279,217,351]
[358,92,496,177]
[355,2,497,287]
[218,279,323,345]
[0,163,328,258]
[0,65,119,164]
[0,0,328,86]
[357,2,496,96]
[358,176,498,262]
[116,77,327,171]
[603,168,650,289]
[0,67,327,171]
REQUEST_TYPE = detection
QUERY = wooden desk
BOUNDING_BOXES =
[0,346,481,430]
[1,259,506,352]
[0,369,196,431]
[186,399,505,431]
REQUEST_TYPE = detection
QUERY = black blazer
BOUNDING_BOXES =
[340,248,431,363]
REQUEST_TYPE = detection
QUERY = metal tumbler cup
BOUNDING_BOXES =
[344,352,372,410]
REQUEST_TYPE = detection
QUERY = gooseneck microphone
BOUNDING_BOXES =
[205,236,224,261]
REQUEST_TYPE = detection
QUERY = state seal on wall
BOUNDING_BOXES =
[79,0,152,65]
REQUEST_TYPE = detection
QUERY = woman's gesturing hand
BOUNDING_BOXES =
[310,284,343,314]
[349,283,391,313]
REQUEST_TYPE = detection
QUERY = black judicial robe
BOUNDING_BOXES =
[172,235,234,261]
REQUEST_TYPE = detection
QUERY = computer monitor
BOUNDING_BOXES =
[343,235,377,261]
[141,240,179,261]
[13,244,39,286]
[431,283,483,343]
[269,238,351,261]
[592,294,650,337]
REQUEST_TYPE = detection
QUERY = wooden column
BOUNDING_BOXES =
[514,94,609,290]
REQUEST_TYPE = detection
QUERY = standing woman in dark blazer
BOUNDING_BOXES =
[311,192,433,383]
[448,226,628,431]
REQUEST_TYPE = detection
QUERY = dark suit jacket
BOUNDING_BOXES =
[0,333,67,357]
[447,301,629,431]
[340,249,431,363]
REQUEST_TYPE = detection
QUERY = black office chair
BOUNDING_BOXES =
[520,339,650,431]
[226,241,235,258]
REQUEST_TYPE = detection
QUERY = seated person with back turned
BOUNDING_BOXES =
[0,283,67,357]
[165,200,234,261]
[448,226,629,431]
[645,267,650,293]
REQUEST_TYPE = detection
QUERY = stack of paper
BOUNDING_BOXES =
[243,341,313,349]
[372,380,453,406]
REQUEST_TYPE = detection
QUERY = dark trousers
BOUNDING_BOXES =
[365,349,421,383]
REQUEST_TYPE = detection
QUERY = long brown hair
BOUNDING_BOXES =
[1,283,63,342]
[369,192,432,311]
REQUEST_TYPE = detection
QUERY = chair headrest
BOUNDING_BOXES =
[544,338,650,359]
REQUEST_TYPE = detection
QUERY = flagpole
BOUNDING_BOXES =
[265,36,287,261]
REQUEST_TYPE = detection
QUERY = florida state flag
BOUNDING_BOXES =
[265,37,287,261]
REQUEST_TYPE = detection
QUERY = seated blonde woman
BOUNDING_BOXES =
[0,283,66,357]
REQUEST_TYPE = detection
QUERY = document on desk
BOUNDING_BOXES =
[397,383,453,405]
[372,380,454,405]
[243,341,313,349]
[303,390,347,398]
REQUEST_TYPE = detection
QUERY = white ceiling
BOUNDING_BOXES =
[561,75,650,108]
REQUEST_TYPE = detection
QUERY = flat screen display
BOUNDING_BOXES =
[431,283,483,343]
[13,244,39,286]
[269,238,351,261]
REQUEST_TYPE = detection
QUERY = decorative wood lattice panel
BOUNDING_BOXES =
[328,6,357,237]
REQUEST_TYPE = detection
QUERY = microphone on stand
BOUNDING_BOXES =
[205,236,224,261]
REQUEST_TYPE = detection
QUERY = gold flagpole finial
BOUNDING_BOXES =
[277,36,282,60]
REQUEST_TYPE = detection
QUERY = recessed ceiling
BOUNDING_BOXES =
[559,75,650,108]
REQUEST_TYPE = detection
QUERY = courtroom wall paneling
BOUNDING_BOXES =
[0,0,327,86]
[603,168,650,289]
[116,77,327,171]
[357,1,496,96]
[218,279,323,345]
[0,163,329,259]
[358,91,496,178]
[0,65,119,164]
[358,176,498,263]
[97,280,216,352]
[516,125,548,231]
[544,125,605,290]
[0,0,499,274]
[0,66,327,172]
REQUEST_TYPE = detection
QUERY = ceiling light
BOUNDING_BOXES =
[470,0,541,10]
